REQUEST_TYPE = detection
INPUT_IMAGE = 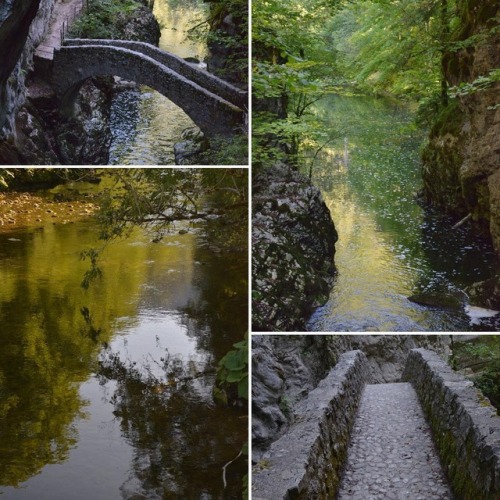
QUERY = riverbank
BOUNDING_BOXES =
[0,191,97,229]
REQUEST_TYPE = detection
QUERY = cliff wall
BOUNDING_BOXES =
[422,0,499,252]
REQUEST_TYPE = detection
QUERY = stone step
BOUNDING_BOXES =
[338,383,452,500]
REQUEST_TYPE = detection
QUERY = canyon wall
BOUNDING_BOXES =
[422,0,499,252]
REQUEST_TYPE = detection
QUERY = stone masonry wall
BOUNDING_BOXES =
[53,44,243,137]
[402,348,500,499]
[63,39,247,109]
[252,350,370,499]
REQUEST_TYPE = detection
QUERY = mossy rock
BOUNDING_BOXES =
[408,292,465,311]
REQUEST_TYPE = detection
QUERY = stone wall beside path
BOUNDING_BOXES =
[252,350,370,499]
[403,348,500,499]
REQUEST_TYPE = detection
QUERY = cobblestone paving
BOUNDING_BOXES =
[338,383,453,500]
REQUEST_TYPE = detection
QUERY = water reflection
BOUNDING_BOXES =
[308,94,497,331]
[0,196,247,497]
[109,0,208,165]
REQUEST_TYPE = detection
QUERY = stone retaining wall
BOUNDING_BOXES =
[252,350,370,499]
[402,348,500,499]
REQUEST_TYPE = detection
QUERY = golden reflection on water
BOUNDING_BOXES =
[321,178,417,328]
[110,0,209,164]
[154,0,208,60]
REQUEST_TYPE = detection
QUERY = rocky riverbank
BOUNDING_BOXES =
[422,0,499,250]
[252,163,338,331]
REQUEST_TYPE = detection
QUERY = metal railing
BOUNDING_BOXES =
[59,0,87,46]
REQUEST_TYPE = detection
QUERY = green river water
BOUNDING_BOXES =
[308,94,498,332]
[0,175,247,498]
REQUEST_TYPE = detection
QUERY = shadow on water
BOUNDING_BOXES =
[307,94,498,332]
[0,192,247,498]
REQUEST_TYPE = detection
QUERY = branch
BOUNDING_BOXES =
[222,450,243,489]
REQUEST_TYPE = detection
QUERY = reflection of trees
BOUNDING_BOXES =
[0,220,185,487]
[182,210,248,362]
[0,276,93,486]
[0,169,248,494]
[97,353,246,498]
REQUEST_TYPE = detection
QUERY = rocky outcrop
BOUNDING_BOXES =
[349,335,451,383]
[252,163,338,331]
[403,348,500,499]
[252,335,352,459]
[206,0,248,88]
[422,0,499,252]
[0,0,53,146]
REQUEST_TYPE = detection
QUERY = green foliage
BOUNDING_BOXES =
[326,0,448,100]
[449,68,500,97]
[80,248,103,289]
[188,0,248,85]
[251,0,363,169]
[0,169,15,189]
[453,336,500,412]
[80,169,247,288]
[201,135,249,165]
[215,333,248,403]
[0,169,96,191]
[70,0,142,39]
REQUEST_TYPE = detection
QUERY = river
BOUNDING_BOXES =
[0,173,247,498]
[109,0,208,164]
[307,94,498,332]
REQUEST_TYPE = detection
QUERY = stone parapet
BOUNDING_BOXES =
[252,350,370,499]
[52,43,244,137]
[403,348,500,499]
[62,39,247,109]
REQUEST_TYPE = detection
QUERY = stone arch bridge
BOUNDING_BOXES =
[253,349,500,499]
[52,39,247,137]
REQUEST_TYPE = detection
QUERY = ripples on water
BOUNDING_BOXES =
[108,0,208,165]
[0,187,247,498]
[109,87,196,165]
[307,95,498,332]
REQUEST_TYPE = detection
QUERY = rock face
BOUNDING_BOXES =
[252,335,352,459]
[422,0,500,252]
[349,335,450,383]
[0,0,53,143]
[252,163,338,331]
[206,2,248,87]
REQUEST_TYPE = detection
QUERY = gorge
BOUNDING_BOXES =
[0,0,248,165]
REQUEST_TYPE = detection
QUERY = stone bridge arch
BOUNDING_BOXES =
[52,41,246,137]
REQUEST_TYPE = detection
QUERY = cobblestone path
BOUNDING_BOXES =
[338,383,453,500]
